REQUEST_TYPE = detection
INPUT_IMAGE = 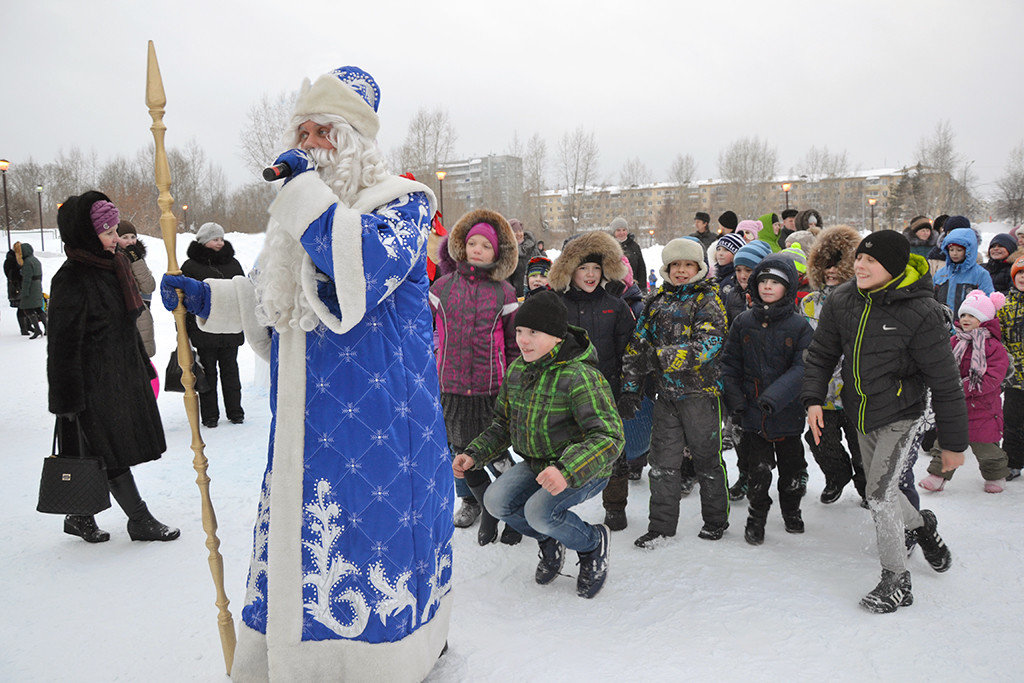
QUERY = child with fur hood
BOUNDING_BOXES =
[549,230,636,531]
[997,257,1024,480]
[430,209,522,545]
[722,254,814,543]
[620,237,730,545]
[933,216,993,313]
[920,290,1010,493]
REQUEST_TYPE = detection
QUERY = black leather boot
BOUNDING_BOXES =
[64,515,110,543]
[108,471,180,541]
[467,480,499,545]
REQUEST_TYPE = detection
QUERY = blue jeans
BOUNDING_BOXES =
[483,461,608,552]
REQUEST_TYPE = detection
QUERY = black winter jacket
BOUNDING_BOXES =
[984,258,1012,294]
[559,284,635,397]
[721,256,813,439]
[180,240,245,348]
[801,254,969,451]
[725,284,750,325]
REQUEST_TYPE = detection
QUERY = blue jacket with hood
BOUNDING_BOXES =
[933,227,993,312]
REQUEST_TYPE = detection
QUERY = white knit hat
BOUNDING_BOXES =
[958,289,1006,323]
[195,222,225,245]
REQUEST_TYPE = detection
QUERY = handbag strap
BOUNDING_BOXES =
[54,416,99,464]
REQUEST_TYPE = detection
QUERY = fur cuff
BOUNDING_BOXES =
[268,173,339,242]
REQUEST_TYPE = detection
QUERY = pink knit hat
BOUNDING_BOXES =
[90,200,120,235]
[466,222,499,257]
[735,220,761,241]
[958,289,1006,323]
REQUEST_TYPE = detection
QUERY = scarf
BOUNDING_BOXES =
[952,326,991,392]
[66,247,145,320]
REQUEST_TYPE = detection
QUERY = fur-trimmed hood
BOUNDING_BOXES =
[806,224,861,290]
[549,230,627,292]
[795,209,823,233]
[447,208,518,282]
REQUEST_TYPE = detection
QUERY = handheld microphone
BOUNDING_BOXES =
[262,162,292,182]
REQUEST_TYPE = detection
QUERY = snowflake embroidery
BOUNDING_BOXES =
[415,559,430,576]
[394,401,411,417]
[371,540,389,557]
[338,347,357,363]
[370,486,390,502]
[398,511,413,527]
[368,373,386,389]
[371,430,389,446]
[347,512,363,529]
[340,402,360,419]
[366,316,384,333]
[313,232,331,254]
[397,456,416,472]
[345,458,362,474]
[312,376,331,394]
[317,433,334,448]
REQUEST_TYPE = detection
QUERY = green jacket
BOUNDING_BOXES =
[757,213,783,253]
[465,326,623,488]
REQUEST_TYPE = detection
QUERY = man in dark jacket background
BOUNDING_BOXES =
[507,218,541,297]
[690,212,717,251]
[611,216,648,292]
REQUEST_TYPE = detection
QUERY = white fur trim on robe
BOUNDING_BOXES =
[267,172,436,335]
[197,275,272,362]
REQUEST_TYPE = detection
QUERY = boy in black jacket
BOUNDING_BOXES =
[802,230,967,614]
[721,255,813,544]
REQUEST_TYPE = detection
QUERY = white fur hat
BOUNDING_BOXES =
[195,222,225,245]
[292,66,380,140]
[660,237,708,283]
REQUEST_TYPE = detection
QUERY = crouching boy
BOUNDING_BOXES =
[453,291,623,598]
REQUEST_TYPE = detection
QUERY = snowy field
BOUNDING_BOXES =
[2,226,1022,682]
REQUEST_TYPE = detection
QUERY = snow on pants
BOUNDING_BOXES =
[804,408,865,498]
[858,419,925,574]
[1003,387,1024,470]
[927,442,1009,481]
[744,431,805,517]
[647,394,727,534]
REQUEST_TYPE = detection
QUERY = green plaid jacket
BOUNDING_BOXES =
[465,326,623,488]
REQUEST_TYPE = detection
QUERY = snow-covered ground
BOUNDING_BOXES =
[2,225,1022,682]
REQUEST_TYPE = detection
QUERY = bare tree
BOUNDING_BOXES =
[669,153,698,186]
[557,127,600,235]
[914,120,979,214]
[718,136,778,217]
[619,157,653,186]
[239,90,297,178]
[793,146,851,222]
[398,107,457,176]
[519,133,547,233]
[995,142,1024,224]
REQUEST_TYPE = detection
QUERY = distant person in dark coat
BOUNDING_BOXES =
[16,242,46,338]
[5,245,33,335]
[611,216,648,292]
[506,218,541,297]
[690,212,717,251]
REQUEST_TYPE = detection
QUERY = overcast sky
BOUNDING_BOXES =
[2,0,1021,198]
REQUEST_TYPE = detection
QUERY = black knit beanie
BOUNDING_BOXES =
[855,230,911,278]
[514,290,568,339]
[718,210,738,231]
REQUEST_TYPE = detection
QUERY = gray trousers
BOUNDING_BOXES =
[859,419,925,573]
[648,394,728,533]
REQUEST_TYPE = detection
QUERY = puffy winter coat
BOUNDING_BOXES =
[621,276,727,400]
[802,253,969,452]
[618,233,648,292]
[725,283,750,325]
[430,208,520,396]
[933,228,994,312]
[951,318,1009,443]
[997,288,1024,391]
[722,256,813,438]
[757,213,783,252]
[4,247,22,306]
[17,243,44,310]
[180,240,245,348]
[465,326,622,488]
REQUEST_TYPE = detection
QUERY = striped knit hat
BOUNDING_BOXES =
[733,239,772,270]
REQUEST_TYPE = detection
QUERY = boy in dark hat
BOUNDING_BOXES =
[802,230,967,613]
[718,210,738,235]
[454,290,621,598]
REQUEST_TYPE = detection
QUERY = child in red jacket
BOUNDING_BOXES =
[920,289,1011,493]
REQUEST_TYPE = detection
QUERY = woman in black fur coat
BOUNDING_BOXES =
[49,191,178,543]
[180,222,245,428]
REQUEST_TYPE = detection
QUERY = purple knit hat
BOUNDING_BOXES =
[90,200,120,235]
[466,222,500,257]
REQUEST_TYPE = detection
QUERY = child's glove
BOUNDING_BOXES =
[273,149,316,183]
[617,392,642,420]
[161,274,211,318]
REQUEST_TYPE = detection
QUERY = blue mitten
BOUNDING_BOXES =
[161,274,211,318]
[273,148,316,183]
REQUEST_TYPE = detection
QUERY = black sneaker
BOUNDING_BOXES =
[452,498,481,528]
[499,525,522,546]
[680,477,697,497]
[576,525,609,598]
[783,511,804,533]
[604,509,627,531]
[905,527,918,557]
[202,418,218,429]
[535,537,565,585]
[916,509,952,573]
[1007,468,1021,481]
[634,530,670,549]
[860,569,913,614]
[820,483,843,505]
[728,475,748,502]
[744,516,765,545]
[698,522,728,540]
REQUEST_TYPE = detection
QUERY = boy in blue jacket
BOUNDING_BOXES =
[933,216,993,313]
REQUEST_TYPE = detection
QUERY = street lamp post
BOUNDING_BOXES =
[182,204,189,231]
[0,159,11,250]
[648,228,655,247]
[868,198,876,232]
[36,185,45,251]
[435,170,446,221]
[781,182,792,212]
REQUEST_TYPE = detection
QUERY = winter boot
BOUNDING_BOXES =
[984,478,1005,494]
[64,515,110,543]
[1007,468,1021,481]
[783,469,809,498]
[905,527,918,557]
[819,481,844,505]
[728,474,748,502]
[916,509,952,572]
[535,537,565,585]
[860,569,913,614]
[453,497,481,528]
[576,525,609,599]
[467,481,499,545]
[918,474,947,492]
[782,510,804,534]
[634,530,671,549]
[679,476,697,497]
[499,524,523,545]
[108,471,180,541]
[604,509,627,531]
[698,521,728,541]
[744,509,767,546]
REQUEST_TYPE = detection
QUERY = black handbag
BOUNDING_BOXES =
[37,419,111,515]
[164,349,210,393]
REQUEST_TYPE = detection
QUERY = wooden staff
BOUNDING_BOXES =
[146,40,236,675]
